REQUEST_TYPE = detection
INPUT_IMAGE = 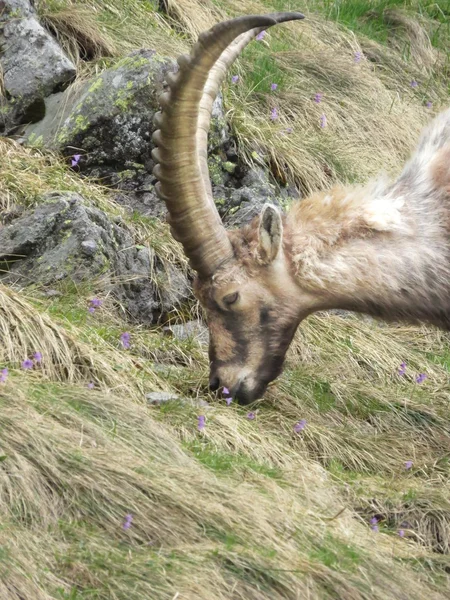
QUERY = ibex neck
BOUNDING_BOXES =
[286,184,450,329]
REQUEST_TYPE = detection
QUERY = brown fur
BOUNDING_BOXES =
[430,144,450,195]
[196,108,450,404]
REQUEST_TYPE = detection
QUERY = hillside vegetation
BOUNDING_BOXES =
[1,1,450,598]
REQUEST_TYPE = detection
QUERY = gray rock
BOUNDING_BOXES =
[0,193,190,323]
[0,0,76,132]
[23,50,234,220]
[24,50,174,173]
[212,167,278,227]
[0,0,34,17]
[145,391,180,405]
[145,390,210,409]
[80,240,98,256]
[163,320,209,345]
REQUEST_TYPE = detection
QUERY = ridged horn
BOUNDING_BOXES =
[152,12,305,277]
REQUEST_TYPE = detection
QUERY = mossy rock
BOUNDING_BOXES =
[24,50,175,174]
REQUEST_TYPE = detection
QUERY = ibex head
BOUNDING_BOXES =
[152,13,307,403]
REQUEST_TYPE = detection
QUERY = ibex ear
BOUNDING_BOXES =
[258,204,283,264]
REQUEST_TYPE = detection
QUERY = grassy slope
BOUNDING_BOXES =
[1,0,450,598]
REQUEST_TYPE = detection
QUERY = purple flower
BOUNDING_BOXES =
[371,525,379,533]
[270,107,278,121]
[256,30,266,41]
[123,513,133,530]
[426,100,432,108]
[416,373,427,384]
[410,80,418,88]
[370,517,378,525]
[231,75,239,84]
[247,412,256,420]
[405,460,413,470]
[88,306,96,314]
[87,382,95,389]
[285,127,293,134]
[354,51,362,63]
[320,114,327,128]
[21,359,33,370]
[294,419,307,433]
[33,352,42,363]
[90,298,102,308]
[398,362,406,376]
[398,529,405,537]
[0,368,8,383]
[271,83,278,91]
[120,332,131,349]
[198,415,206,431]
[223,387,232,405]
[71,154,81,167]
[314,92,323,103]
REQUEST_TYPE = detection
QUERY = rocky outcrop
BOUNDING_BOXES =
[0,193,190,323]
[22,49,294,225]
[0,0,76,132]
[26,51,174,171]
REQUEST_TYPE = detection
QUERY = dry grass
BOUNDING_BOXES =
[1,368,449,600]
[0,284,170,395]
[0,138,112,214]
[39,4,117,65]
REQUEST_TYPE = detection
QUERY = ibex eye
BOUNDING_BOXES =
[223,292,239,306]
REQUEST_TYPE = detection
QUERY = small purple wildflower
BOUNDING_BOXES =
[198,415,206,431]
[87,382,95,389]
[123,513,133,530]
[398,529,405,538]
[120,332,131,349]
[410,80,418,88]
[271,83,278,91]
[0,368,8,383]
[231,75,239,84]
[256,30,266,41]
[247,412,256,420]
[320,114,327,128]
[223,387,232,406]
[294,419,307,433]
[354,51,362,63]
[426,100,433,109]
[371,525,379,533]
[88,306,96,314]
[270,107,279,121]
[398,362,406,376]
[416,373,427,384]
[71,154,81,167]
[33,352,42,364]
[314,92,323,103]
[21,359,33,370]
[370,517,378,525]
[405,460,413,470]
[90,298,102,308]
[285,127,293,134]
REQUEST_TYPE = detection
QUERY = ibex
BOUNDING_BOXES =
[152,12,450,404]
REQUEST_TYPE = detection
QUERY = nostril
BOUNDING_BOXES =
[209,375,220,392]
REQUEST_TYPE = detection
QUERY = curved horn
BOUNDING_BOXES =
[152,12,305,277]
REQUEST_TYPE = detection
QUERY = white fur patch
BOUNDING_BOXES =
[364,195,405,231]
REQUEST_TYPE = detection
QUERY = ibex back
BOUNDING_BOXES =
[152,12,450,404]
